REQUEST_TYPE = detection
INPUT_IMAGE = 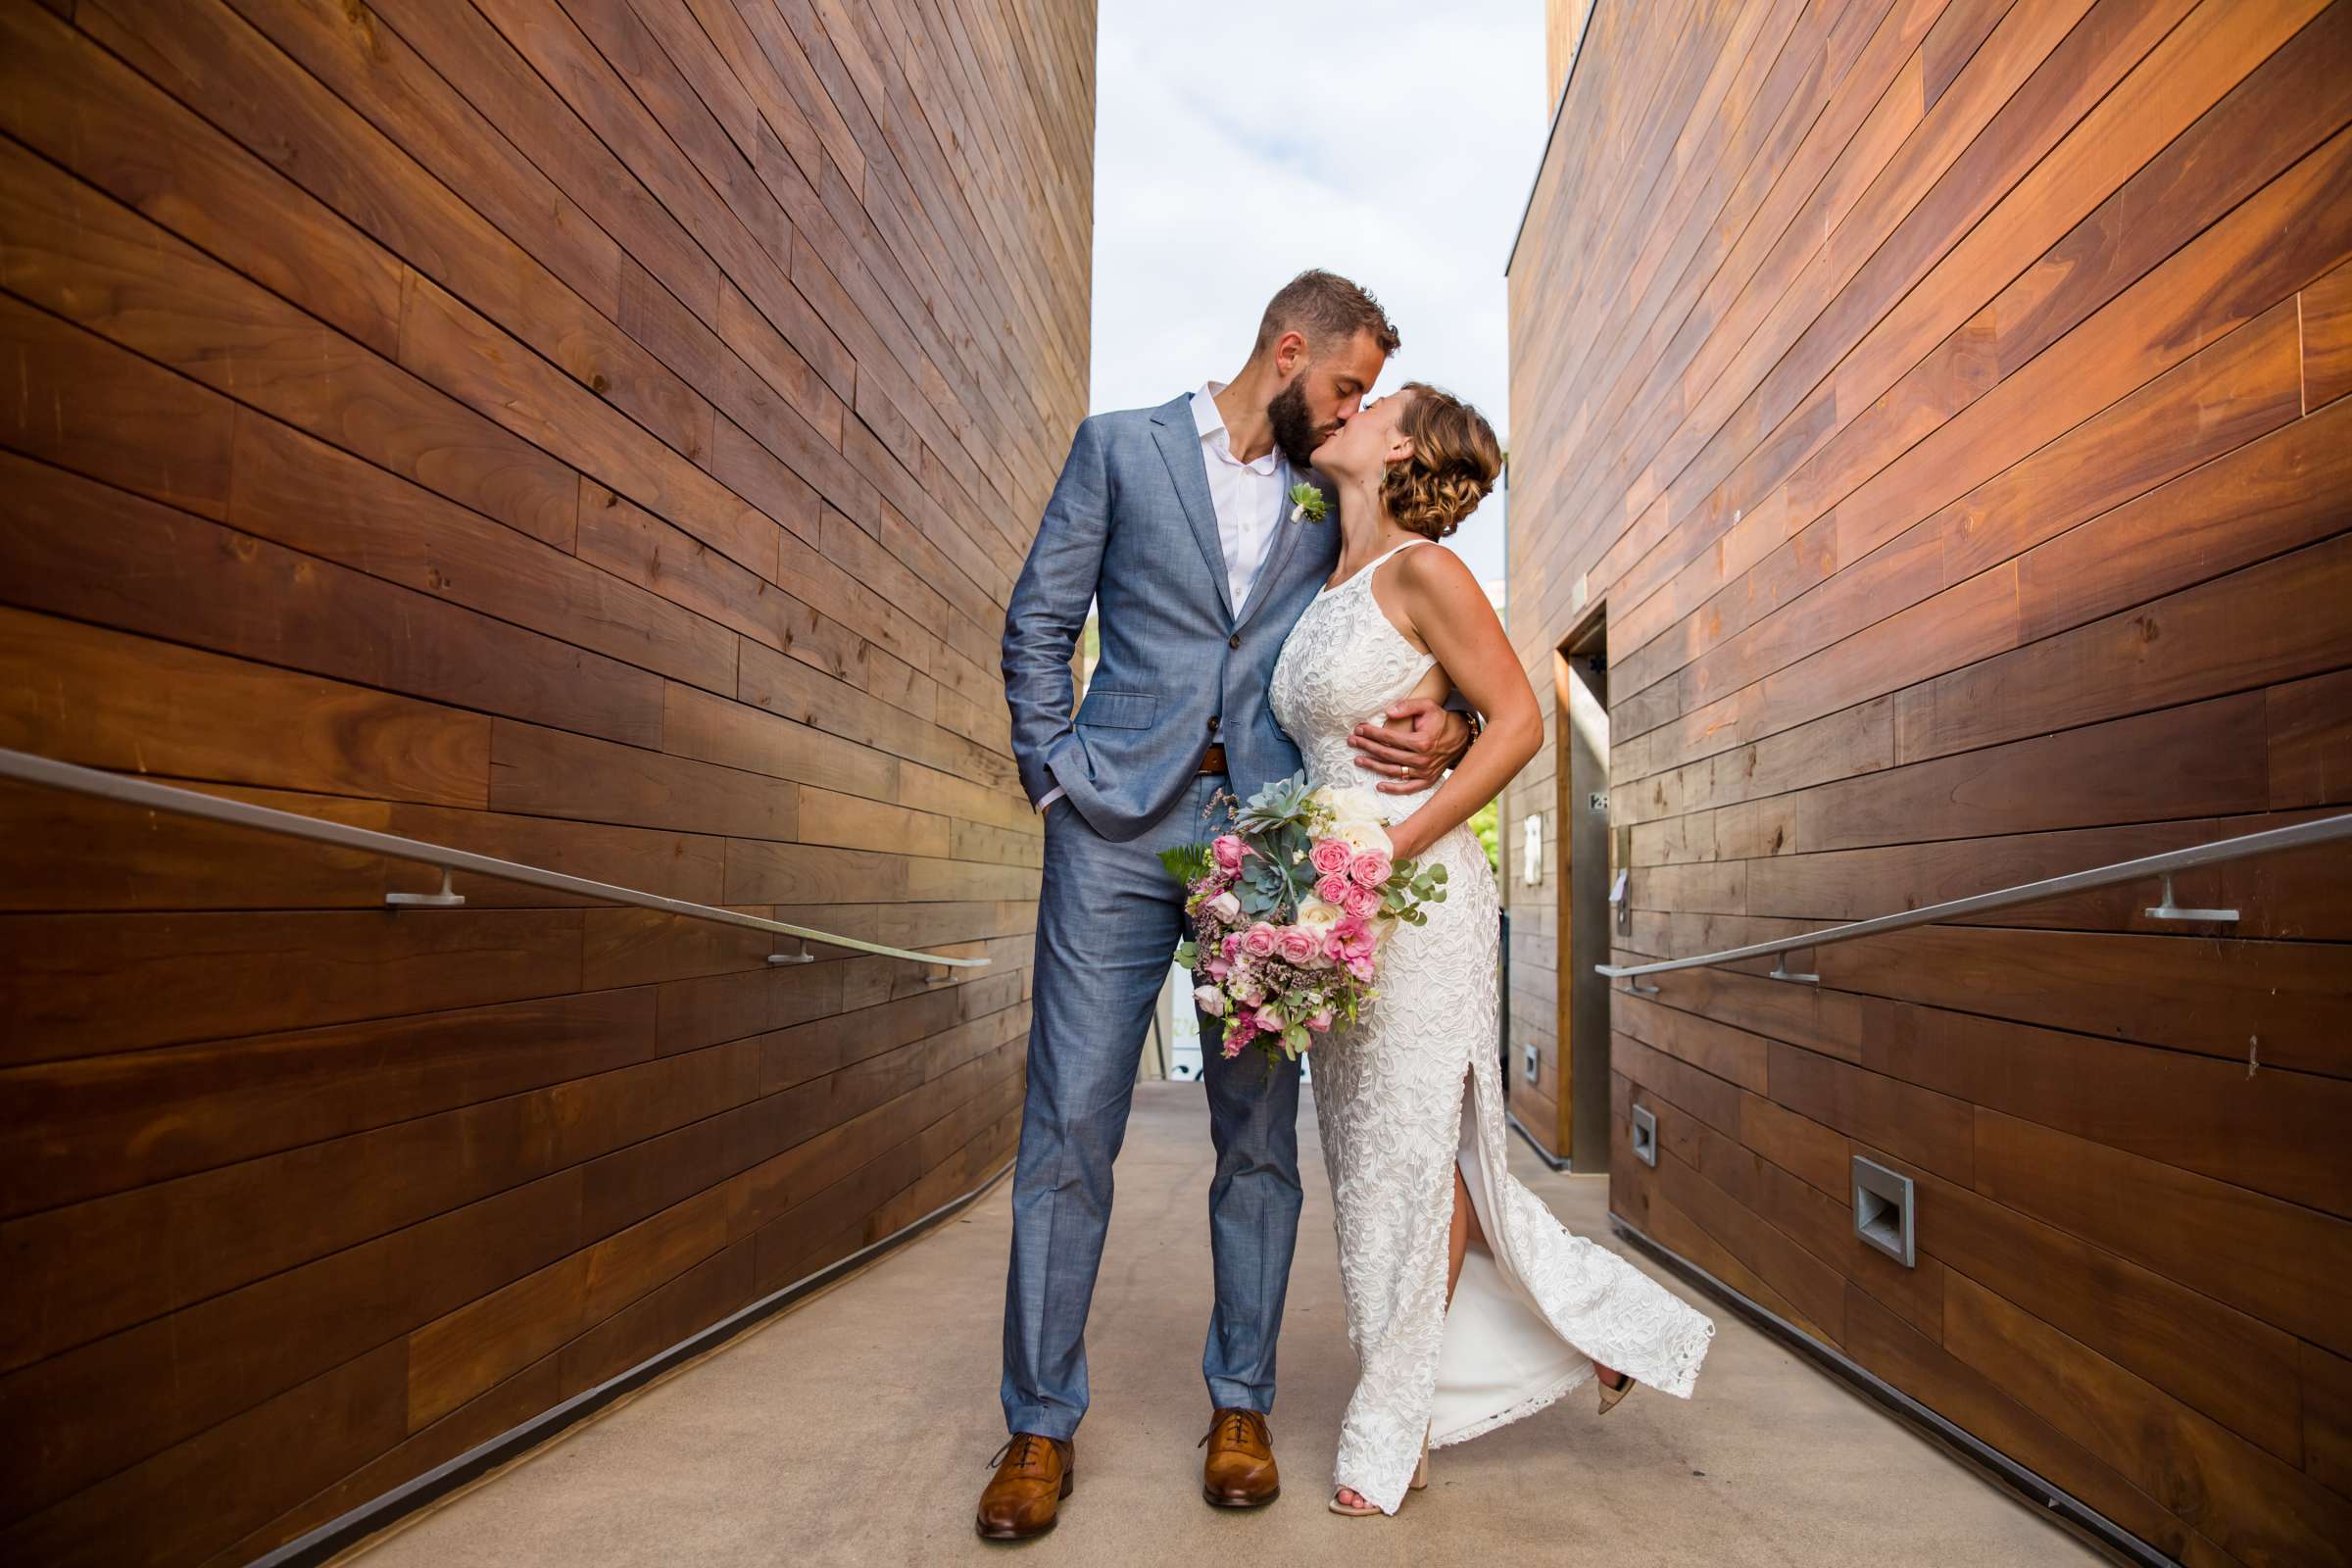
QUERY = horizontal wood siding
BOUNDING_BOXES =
[0,0,1092,1561]
[1507,2,2352,1561]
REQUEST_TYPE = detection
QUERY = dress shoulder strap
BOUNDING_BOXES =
[1320,536,1435,601]
[1362,538,1431,576]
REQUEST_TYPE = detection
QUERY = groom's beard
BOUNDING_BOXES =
[1268,377,1329,470]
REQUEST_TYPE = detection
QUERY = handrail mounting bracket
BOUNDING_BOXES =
[2144,873,2238,924]
[386,867,466,908]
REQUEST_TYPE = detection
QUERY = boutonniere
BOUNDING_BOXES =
[1288,482,1328,524]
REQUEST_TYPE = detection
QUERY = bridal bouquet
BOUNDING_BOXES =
[1163,773,1446,1068]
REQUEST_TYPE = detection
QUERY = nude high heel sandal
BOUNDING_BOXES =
[1329,1428,1428,1516]
[1596,1366,1636,1415]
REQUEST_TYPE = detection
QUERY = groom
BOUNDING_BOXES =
[981,270,1473,1538]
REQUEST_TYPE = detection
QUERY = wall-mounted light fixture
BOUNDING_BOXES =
[1852,1156,1916,1267]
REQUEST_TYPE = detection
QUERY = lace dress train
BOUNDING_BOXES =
[1269,541,1716,1515]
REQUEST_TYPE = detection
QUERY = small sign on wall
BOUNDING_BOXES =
[1521,812,1543,885]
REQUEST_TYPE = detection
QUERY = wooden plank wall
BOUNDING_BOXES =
[1503,1,2352,1562]
[0,0,1093,1562]
[1545,0,1596,110]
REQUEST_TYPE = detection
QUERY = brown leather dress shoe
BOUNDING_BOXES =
[976,1433,1074,1541]
[1199,1407,1280,1507]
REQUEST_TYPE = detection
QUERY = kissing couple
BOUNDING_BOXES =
[985,269,1716,1534]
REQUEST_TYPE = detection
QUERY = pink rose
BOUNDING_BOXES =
[1308,838,1351,876]
[1314,872,1351,906]
[1212,834,1248,873]
[1322,921,1352,962]
[1348,849,1394,888]
[1204,956,1231,980]
[1329,916,1377,964]
[1306,1008,1334,1033]
[1276,925,1322,967]
[1221,934,1243,961]
[1241,922,1279,958]
[1342,883,1381,920]
[1203,890,1241,924]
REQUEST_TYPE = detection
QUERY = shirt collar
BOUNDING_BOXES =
[1192,381,1281,475]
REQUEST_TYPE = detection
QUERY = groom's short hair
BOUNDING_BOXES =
[1254,270,1400,362]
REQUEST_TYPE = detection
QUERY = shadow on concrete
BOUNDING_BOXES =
[344,1086,2107,1567]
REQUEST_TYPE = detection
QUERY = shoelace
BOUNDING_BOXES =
[986,1434,1048,1471]
[1197,1409,1265,1449]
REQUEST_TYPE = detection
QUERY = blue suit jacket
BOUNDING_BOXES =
[1004,391,1342,843]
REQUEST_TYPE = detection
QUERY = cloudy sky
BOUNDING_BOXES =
[1087,2,1554,586]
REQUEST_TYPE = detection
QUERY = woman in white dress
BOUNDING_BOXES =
[1269,383,1716,1517]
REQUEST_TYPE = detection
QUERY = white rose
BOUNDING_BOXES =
[1316,785,1396,853]
[1194,985,1226,1016]
[1317,784,1384,825]
[1294,897,1343,940]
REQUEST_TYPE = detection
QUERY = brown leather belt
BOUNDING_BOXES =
[1198,743,1228,775]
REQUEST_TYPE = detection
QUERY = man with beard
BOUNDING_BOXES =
[981,270,1474,1538]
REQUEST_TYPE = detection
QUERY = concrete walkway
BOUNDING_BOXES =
[348,1085,2106,1567]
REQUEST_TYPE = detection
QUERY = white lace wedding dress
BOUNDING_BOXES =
[1269,539,1716,1514]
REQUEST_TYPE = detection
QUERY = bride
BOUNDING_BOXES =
[1268,382,1717,1517]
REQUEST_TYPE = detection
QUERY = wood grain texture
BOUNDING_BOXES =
[2306,258,2352,410]
[1973,1107,2352,1358]
[0,0,1089,1556]
[1943,1270,2352,1566]
[1854,1139,2307,1466]
[1512,1,2352,1553]
[2307,1341,2352,1498]
[1839,1282,2224,1565]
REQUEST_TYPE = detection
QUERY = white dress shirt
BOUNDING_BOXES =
[1192,379,1289,612]
[1038,381,1287,812]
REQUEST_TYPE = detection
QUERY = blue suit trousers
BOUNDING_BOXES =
[999,774,1304,1440]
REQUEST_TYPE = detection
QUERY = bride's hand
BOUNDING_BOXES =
[1384,817,1433,864]
[1348,699,1470,794]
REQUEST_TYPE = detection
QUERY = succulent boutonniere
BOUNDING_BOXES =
[1288,482,1328,524]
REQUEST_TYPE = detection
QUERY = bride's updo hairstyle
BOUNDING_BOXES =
[1383,382,1502,541]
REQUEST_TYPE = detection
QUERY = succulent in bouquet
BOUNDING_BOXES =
[1162,772,1447,1069]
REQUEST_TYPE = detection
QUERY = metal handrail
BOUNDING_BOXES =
[0,746,989,969]
[1596,810,2352,986]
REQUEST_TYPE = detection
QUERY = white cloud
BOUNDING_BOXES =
[1089,1,1552,585]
